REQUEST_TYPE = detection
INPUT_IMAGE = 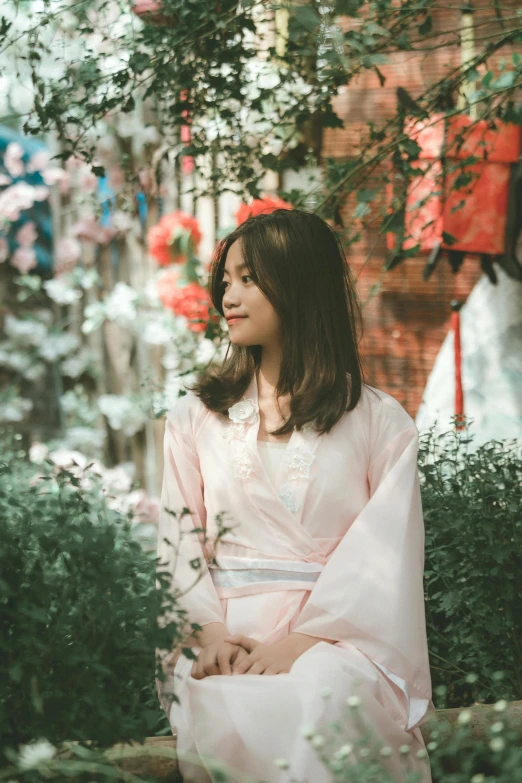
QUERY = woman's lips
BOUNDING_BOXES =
[227,317,247,325]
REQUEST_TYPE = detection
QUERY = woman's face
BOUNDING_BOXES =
[221,240,281,348]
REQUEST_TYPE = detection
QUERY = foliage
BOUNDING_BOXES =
[419,420,522,709]
[1,0,521,237]
[0,429,190,759]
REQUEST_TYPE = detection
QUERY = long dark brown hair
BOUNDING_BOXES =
[187,208,368,437]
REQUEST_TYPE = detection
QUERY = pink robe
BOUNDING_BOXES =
[156,374,434,783]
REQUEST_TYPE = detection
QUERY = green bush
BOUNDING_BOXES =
[0,431,186,761]
[419,421,522,709]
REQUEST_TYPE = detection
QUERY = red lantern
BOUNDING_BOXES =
[386,112,521,279]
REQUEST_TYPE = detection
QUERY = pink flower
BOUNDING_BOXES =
[11,246,37,273]
[79,169,98,192]
[71,214,116,245]
[15,221,38,247]
[5,142,25,179]
[55,236,82,275]
[0,183,48,222]
[26,151,52,174]
[41,167,68,187]
[108,165,126,191]
[65,155,85,172]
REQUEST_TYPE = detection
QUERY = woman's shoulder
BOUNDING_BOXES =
[165,390,211,439]
[355,383,417,443]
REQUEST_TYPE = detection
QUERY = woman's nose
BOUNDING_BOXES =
[222,287,240,308]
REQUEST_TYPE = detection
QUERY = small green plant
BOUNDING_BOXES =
[0,429,200,761]
[419,420,522,708]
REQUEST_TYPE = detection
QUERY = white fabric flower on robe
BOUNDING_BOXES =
[224,397,260,477]
[228,398,259,426]
[283,445,316,481]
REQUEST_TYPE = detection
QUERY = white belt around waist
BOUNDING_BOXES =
[207,555,324,592]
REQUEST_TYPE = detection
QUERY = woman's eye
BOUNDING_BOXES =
[242,275,252,283]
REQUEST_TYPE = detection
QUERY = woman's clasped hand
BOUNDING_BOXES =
[190,633,311,679]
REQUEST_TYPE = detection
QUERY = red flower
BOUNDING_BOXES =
[235,196,293,225]
[147,210,202,266]
[157,273,211,333]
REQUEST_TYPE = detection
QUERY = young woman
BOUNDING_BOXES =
[156,209,433,783]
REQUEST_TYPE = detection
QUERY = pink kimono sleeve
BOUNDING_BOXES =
[292,407,432,730]
[156,401,226,636]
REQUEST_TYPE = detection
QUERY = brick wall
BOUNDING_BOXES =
[324,3,519,416]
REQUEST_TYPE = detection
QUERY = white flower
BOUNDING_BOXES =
[489,737,505,752]
[43,277,82,305]
[494,699,507,712]
[64,427,105,454]
[143,319,172,346]
[23,362,46,382]
[283,446,315,481]
[98,395,147,437]
[346,695,361,708]
[228,397,259,426]
[195,338,218,366]
[471,775,486,783]
[426,741,438,751]
[4,314,47,347]
[18,739,57,769]
[379,746,392,757]
[49,449,89,470]
[102,464,135,494]
[359,748,370,758]
[105,281,138,326]
[0,397,32,423]
[399,744,410,755]
[82,301,106,334]
[300,725,315,739]
[311,735,324,748]
[29,442,49,464]
[61,347,98,378]
[274,759,289,769]
[416,749,428,758]
[334,744,353,759]
[38,332,80,362]
[457,709,472,725]
[231,447,257,480]
[490,721,504,733]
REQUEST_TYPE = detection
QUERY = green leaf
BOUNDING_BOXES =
[418,15,432,35]
[442,231,458,246]
[356,188,377,203]
[334,0,364,17]
[492,70,515,90]
[292,5,321,32]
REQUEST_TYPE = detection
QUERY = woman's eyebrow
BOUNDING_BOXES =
[223,262,247,276]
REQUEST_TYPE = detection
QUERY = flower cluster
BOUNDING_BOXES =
[147,210,202,266]
[235,195,293,226]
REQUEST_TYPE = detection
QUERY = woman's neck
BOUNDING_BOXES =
[257,345,282,396]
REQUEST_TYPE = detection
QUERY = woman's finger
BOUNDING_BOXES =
[217,647,234,676]
[263,665,281,675]
[232,653,255,675]
[247,661,267,675]
[224,634,257,652]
